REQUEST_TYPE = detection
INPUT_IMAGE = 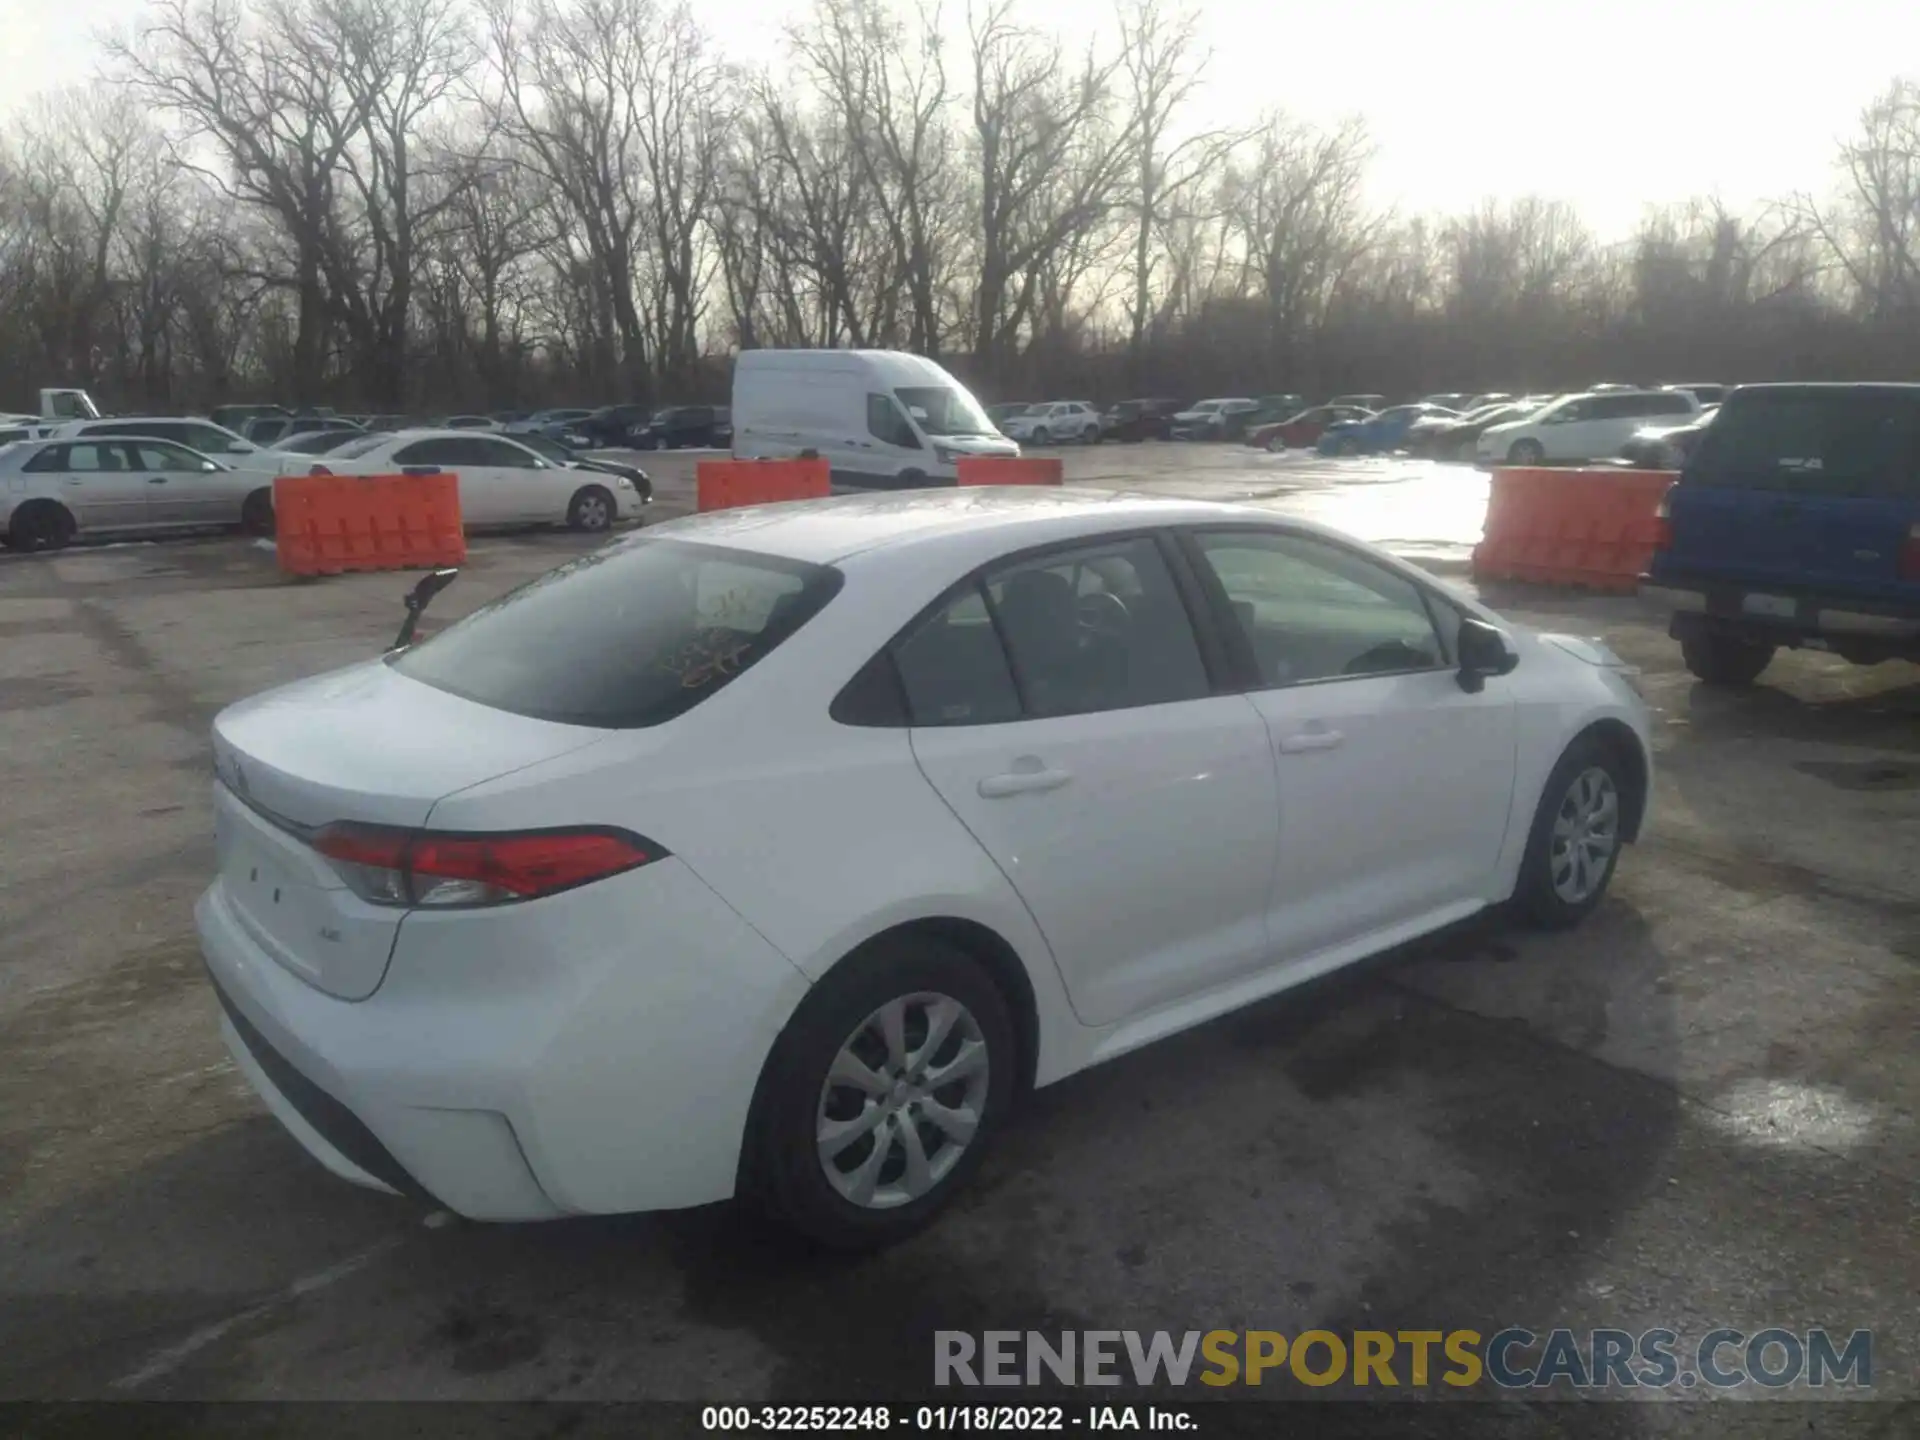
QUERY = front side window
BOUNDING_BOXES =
[1192,530,1448,688]
[983,536,1210,719]
[473,438,543,468]
[895,386,995,438]
[391,538,841,728]
[135,442,202,471]
[867,393,921,449]
[392,439,460,466]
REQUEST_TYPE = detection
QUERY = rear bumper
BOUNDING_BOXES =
[196,855,813,1220]
[1640,582,1920,641]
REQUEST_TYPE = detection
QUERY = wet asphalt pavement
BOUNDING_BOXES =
[0,444,1915,1432]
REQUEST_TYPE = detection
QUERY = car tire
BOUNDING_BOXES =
[566,484,616,532]
[1513,735,1630,930]
[1265,433,1287,452]
[1681,632,1775,687]
[1507,439,1546,465]
[1337,436,1361,456]
[1082,425,1100,444]
[5,499,76,553]
[241,489,275,537]
[745,935,1016,1251]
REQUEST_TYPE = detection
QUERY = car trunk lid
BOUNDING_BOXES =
[210,659,610,999]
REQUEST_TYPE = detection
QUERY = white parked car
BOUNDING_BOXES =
[1000,401,1104,445]
[40,416,288,476]
[197,489,1651,1248]
[1170,397,1260,440]
[1,435,276,550]
[314,428,643,532]
[1477,390,1699,465]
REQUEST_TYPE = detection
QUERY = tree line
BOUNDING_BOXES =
[1,0,1917,417]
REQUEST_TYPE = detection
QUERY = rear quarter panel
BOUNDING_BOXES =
[422,556,1088,1085]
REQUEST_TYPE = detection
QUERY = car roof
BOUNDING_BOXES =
[367,427,528,443]
[631,486,1373,568]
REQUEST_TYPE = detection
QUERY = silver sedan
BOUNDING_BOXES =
[0,436,280,551]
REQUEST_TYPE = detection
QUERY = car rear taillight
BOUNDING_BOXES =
[1901,522,1920,581]
[312,823,661,908]
[1652,484,1675,552]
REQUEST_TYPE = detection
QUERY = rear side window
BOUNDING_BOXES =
[894,586,1022,726]
[1691,392,1920,497]
[1640,393,1695,417]
[982,536,1210,718]
[390,538,842,728]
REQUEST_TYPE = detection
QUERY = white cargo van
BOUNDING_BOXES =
[731,349,1019,487]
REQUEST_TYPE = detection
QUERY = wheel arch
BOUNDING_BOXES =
[1571,717,1650,843]
[6,496,77,548]
[732,912,1044,1200]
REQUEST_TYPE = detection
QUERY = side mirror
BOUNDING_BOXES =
[1456,619,1518,693]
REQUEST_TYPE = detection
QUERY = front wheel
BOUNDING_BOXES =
[1513,737,1630,928]
[566,485,616,532]
[1336,436,1361,456]
[746,937,1015,1251]
[1265,433,1287,452]
[1681,632,1775,687]
[1082,425,1100,444]
[1507,439,1546,465]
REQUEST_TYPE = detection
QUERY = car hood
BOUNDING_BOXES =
[1171,411,1214,422]
[936,434,1020,454]
[1478,420,1527,442]
[1321,419,1365,435]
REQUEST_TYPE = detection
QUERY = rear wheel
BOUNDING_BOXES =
[241,488,275,537]
[746,936,1015,1251]
[5,500,76,553]
[1265,432,1288,452]
[1336,436,1361,456]
[566,485,615,532]
[1681,632,1775,687]
[1081,424,1100,444]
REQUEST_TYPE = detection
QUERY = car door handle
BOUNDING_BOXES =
[147,477,168,484]
[977,767,1072,798]
[1278,729,1346,753]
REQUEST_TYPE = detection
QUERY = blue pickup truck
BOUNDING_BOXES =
[1640,383,1920,685]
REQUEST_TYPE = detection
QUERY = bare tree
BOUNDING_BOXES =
[113,0,376,401]
[1113,0,1238,371]
[967,1,1133,373]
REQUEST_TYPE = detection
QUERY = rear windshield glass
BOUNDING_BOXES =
[1690,391,1920,497]
[389,538,843,728]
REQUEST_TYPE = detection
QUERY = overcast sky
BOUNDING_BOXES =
[7,0,1913,240]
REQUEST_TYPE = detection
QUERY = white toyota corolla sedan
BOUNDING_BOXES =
[196,489,1651,1248]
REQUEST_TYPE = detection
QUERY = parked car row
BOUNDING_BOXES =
[0,410,655,551]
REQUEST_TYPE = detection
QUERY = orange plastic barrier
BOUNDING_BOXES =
[956,456,1065,487]
[696,457,831,512]
[273,472,467,577]
[1471,467,1676,592]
